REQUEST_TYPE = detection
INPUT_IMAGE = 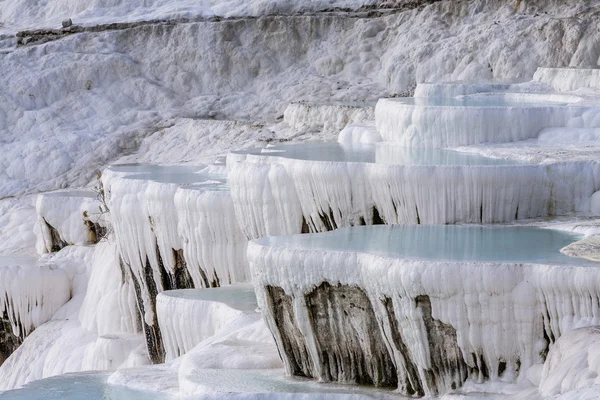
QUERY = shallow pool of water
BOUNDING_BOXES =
[161,285,257,312]
[0,373,171,400]
[109,164,228,186]
[257,225,595,266]
[234,142,524,166]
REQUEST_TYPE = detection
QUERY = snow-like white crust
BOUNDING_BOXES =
[102,166,248,326]
[157,285,258,361]
[4,2,600,198]
[284,102,375,134]
[0,240,146,390]
[35,190,104,254]
[0,320,147,390]
[534,68,600,93]
[375,94,594,148]
[78,240,141,336]
[228,151,600,239]
[248,233,600,393]
[0,0,381,32]
[539,326,600,396]
[0,259,70,339]
[337,123,381,144]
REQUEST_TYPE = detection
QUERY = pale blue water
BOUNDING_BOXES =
[0,373,171,400]
[0,370,397,399]
[162,285,258,312]
[234,142,524,166]
[109,164,205,174]
[108,164,228,186]
[257,226,596,266]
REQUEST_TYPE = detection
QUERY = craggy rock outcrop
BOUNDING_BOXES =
[0,316,22,366]
[264,284,468,396]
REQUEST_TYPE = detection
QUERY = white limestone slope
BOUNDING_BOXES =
[534,68,600,93]
[3,1,600,198]
[283,102,375,134]
[539,326,600,397]
[0,0,381,32]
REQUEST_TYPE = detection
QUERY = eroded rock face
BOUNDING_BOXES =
[264,284,469,396]
[0,315,22,366]
[416,295,468,395]
[122,246,197,364]
[382,297,423,396]
[43,219,68,253]
[305,282,397,387]
[265,286,314,377]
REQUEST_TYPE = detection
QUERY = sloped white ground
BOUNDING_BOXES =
[0,0,382,32]
[2,0,600,197]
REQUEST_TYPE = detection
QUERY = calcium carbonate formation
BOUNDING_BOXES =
[157,285,258,361]
[374,94,594,148]
[35,190,106,254]
[228,142,600,239]
[102,164,248,363]
[2,61,600,399]
[248,225,600,396]
[0,258,70,363]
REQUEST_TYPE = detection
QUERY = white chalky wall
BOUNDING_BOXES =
[228,154,600,239]
[374,95,594,148]
[0,263,71,339]
[157,291,249,361]
[0,240,146,390]
[35,191,104,254]
[248,241,600,395]
[102,167,249,362]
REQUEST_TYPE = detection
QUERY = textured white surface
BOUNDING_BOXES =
[337,123,381,144]
[157,285,258,361]
[284,102,375,134]
[0,259,70,338]
[0,0,380,32]
[35,190,104,254]
[229,149,600,238]
[375,94,593,147]
[248,226,600,393]
[540,326,600,397]
[534,68,600,93]
[0,241,146,390]
[103,165,248,326]
[3,1,600,197]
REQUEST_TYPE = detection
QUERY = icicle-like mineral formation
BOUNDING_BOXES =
[375,93,593,148]
[157,285,258,361]
[229,143,600,239]
[35,190,106,254]
[0,257,70,365]
[103,164,248,363]
[248,225,600,397]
